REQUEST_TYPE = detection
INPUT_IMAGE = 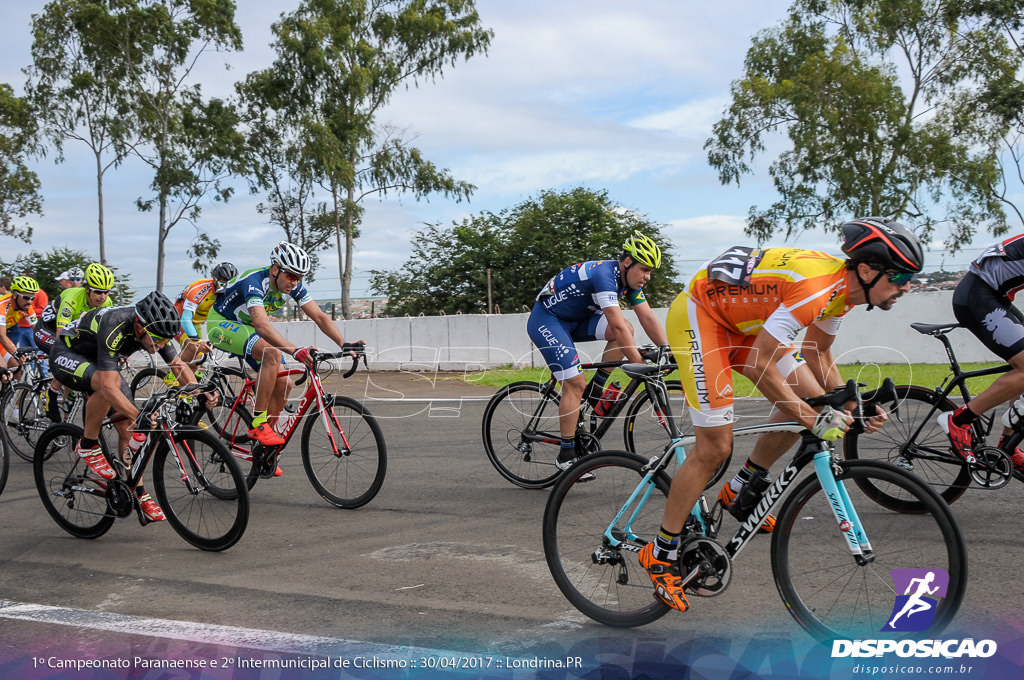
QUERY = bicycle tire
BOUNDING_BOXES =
[301,396,387,508]
[129,367,169,406]
[0,426,9,496]
[151,426,250,551]
[771,459,967,643]
[843,385,970,512]
[33,423,115,539]
[543,451,673,627]
[192,365,248,437]
[3,382,49,463]
[191,399,259,490]
[481,381,564,489]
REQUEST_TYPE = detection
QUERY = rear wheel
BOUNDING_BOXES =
[843,385,970,512]
[129,367,169,407]
[481,381,564,489]
[3,383,48,462]
[151,426,249,551]
[33,423,114,539]
[301,396,387,508]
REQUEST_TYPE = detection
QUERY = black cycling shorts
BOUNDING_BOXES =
[49,343,132,401]
[952,272,1024,361]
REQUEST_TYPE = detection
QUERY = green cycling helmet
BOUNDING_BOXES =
[622,231,662,269]
[85,263,114,291]
[11,276,39,295]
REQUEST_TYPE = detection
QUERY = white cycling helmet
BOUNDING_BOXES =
[270,241,311,276]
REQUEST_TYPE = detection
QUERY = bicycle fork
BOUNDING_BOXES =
[812,451,875,565]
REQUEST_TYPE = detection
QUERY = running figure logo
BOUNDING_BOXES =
[882,568,949,632]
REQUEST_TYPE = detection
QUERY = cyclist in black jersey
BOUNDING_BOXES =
[50,291,215,521]
[943,234,1024,471]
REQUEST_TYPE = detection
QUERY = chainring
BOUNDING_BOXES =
[680,537,732,597]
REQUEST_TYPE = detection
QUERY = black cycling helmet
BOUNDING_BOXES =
[134,290,181,339]
[211,262,237,282]
[840,217,924,274]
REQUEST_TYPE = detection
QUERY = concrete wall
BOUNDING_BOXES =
[262,290,994,370]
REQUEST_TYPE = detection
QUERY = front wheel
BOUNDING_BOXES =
[0,429,9,496]
[190,400,258,490]
[301,396,387,508]
[481,381,564,489]
[543,451,672,627]
[3,382,46,462]
[843,385,970,512]
[129,367,170,406]
[151,426,250,551]
[771,460,966,643]
[33,423,115,539]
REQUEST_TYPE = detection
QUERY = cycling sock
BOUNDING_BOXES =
[79,437,99,450]
[654,527,680,562]
[952,405,977,428]
[729,459,768,492]
[251,410,269,428]
[558,437,576,461]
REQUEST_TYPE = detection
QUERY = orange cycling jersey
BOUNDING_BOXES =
[688,247,850,343]
[0,296,39,330]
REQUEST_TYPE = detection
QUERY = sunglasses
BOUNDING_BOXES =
[280,269,302,282]
[14,293,34,302]
[68,277,83,282]
[87,288,110,295]
[145,328,172,343]
[886,271,914,285]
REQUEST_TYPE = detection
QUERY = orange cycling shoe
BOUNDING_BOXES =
[76,443,116,479]
[248,422,286,447]
[717,483,775,534]
[136,490,165,522]
[638,542,689,611]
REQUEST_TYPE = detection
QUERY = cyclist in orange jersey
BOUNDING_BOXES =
[639,218,924,613]
[0,276,42,370]
[174,262,237,366]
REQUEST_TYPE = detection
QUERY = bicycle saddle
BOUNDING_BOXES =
[620,363,662,379]
[910,322,960,336]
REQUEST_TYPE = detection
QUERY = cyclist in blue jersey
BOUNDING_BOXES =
[207,241,355,447]
[527,231,670,470]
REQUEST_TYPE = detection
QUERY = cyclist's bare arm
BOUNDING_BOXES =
[300,299,347,352]
[602,303,645,364]
[746,330,831,431]
[802,324,888,433]
[633,301,669,350]
[249,304,300,357]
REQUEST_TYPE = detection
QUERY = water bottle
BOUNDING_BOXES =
[593,382,622,417]
[124,432,147,464]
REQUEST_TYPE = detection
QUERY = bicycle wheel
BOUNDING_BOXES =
[771,460,966,643]
[129,367,169,406]
[191,401,258,489]
[0,427,9,496]
[3,382,48,463]
[481,381,564,489]
[301,395,387,508]
[543,451,673,627]
[193,366,248,436]
[843,385,970,512]
[33,423,115,539]
[151,426,249,551]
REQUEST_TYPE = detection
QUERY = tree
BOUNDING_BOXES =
[113,0,245,290]
[369,187,681,316]
[257,0,492,318]
[24,0,138,264]
[0,83,42,242]
[2,246,132,302]
[705,0,1019,249]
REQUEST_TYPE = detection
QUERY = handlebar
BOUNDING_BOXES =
[803,377,899,430]
[293,343,368,385]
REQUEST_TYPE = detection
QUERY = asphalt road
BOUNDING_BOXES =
[2,371,1023,678]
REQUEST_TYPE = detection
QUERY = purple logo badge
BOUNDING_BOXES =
[882,568,949,632]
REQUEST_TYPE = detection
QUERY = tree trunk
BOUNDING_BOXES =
[156,194,167,292]
[343,184,355,320]
[95,150,106,264]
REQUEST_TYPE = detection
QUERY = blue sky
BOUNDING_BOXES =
[0,1,1011,299]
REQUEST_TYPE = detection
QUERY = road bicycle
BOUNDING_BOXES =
[844,321,1019,513]
[187,346,387,509]
[0,347,87,462]
[33,382,250,551]
[481,347,690,489]
[0,373,10,495]
[543,365,967,642]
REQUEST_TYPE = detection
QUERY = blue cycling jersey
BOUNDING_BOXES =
[535,260,646,321]
[213,266,313,323]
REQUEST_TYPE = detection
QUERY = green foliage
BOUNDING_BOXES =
[369,187,681,316]
[705,0,1021,249]
[1,246,132,302]
[248,0,493,317]
[0,83,42,241]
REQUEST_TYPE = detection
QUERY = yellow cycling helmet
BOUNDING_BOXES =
[85,263,114,291]
[622,231,662,269]
[11,276,39,295]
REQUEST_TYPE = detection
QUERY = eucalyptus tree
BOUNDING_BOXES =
[705,0,1021,249]
[25,0,137,263]
[258,0,492,318]
[0,83,42,242]
[111,0,245,290]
